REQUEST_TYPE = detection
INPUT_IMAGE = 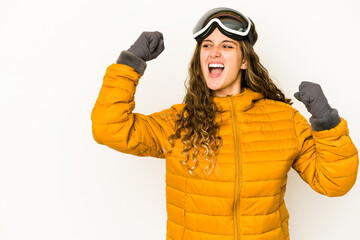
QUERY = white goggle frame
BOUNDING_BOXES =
[193,17,252,39]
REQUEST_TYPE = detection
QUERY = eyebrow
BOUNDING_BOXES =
[203,39,237,44]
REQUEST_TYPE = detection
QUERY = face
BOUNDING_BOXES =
[200,28,247,97]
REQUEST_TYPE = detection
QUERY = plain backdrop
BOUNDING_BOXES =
[1,0,360,239]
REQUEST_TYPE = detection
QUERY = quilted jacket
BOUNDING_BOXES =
[91,63,359,240]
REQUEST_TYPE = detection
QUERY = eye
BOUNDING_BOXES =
[223,45,233,49]
[202,44,211,48]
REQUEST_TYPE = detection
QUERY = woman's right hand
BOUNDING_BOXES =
[127,31,165,62]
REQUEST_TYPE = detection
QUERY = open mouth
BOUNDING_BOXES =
[208,63,224,78]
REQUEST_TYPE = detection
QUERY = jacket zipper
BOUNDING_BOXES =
[229,95,241,240]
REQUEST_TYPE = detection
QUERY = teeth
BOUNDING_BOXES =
[209,63,224,68]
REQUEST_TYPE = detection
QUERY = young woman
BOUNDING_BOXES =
[91,7,358,240]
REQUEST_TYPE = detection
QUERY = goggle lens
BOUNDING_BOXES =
[193,8,254,45]
[204,13,248,33]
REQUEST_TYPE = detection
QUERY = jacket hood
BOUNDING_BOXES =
[213,88,264,112]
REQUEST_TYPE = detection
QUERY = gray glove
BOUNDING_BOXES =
[294,81,341,131]
[116,31,165,75]
[128,31,164,61]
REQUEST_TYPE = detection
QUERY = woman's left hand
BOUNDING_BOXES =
[294,81,341,131]
[294,81,332,119]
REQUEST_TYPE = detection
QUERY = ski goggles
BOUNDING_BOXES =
[193,7,254,45]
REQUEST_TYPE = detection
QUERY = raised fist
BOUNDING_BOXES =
[127,31,165,62]
[294,81,331,119]
[294,81,341,131]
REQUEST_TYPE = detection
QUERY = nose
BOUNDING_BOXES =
[210,45,221,58]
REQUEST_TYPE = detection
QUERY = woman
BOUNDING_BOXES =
[91,7,358,240]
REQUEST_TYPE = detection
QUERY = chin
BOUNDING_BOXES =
[205,78,224,90]
[205,81,220,91]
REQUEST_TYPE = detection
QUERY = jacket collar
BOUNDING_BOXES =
[213,88,264,112]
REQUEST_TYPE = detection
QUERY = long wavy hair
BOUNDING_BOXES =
[168,20,292,176]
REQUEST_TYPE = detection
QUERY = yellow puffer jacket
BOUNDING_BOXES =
[91,63,359,240]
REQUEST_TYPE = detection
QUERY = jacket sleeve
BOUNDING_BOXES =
[291,111,359,197]
[91,63,179,159]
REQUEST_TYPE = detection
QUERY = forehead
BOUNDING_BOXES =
[203,28,239,45]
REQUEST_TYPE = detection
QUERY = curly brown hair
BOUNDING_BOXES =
[168,20,292,176]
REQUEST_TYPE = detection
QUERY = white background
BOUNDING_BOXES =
[1,0,360,239]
